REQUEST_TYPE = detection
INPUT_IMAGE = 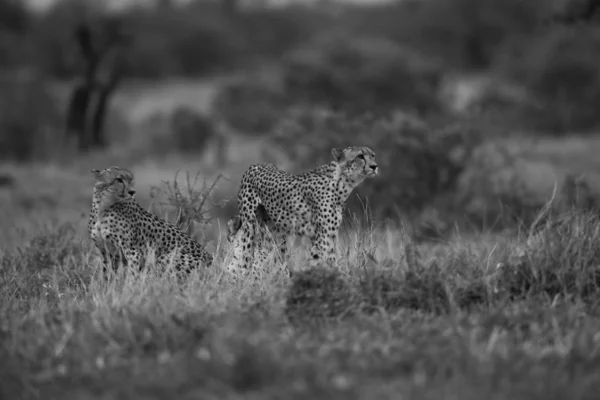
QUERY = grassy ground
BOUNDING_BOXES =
[2,210,600,400]
[3,78,600,399]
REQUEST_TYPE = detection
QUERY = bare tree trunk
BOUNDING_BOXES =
[90,49,124,149]
[64,21,127,152]
[65,81,92,150]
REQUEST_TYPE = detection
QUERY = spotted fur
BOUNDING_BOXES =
[88,166,212,273]
[228,146,378,272]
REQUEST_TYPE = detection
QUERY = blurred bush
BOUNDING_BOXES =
[2,0,332,80]
[456,141,561,229]
[347,0,554,70]
[142,106,219,156]
[168,106,216,152]
[498,25,600,133]
[0,76,63,162]
[269,107,481,220]
[0,0,31,67]
[211,74,289,135]
[212,33,446,134]
[282,33,444,115]
[120,5,244,78]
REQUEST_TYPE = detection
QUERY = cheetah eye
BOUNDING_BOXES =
[357,154,365,160]
[115,178,124,183]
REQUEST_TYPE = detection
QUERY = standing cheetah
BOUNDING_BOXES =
[228,146,378,272]
[89,166,213,273]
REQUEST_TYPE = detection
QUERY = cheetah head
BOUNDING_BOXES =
[91,166,136,207]
[331,146,378,183]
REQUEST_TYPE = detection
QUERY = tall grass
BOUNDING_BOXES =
[2,171,600,398]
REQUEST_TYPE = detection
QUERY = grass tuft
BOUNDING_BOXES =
[284,267,359,324]
[497,211,600,303]
[4,165,600,398]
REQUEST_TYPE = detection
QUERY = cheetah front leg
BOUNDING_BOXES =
[308,205,341,268]
[96,239,126,276]
[123,247,144,272]
[109,234,145,272]
[309,228,338,268]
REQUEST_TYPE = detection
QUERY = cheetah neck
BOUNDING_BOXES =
[92,186,127,219]
[330,163,361,206]
[88,186,102,231]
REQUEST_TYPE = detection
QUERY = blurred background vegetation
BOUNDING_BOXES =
[2,0,600,242]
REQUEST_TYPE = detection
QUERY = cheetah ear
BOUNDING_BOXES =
[331,148,344,162]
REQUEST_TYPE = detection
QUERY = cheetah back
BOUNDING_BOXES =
[239,164,335,235]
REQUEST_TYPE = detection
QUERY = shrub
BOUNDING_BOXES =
[456,140,557,230]
[26,0,245,79]
[0,76,63,162]
[210,74,288,135]
[168,106,216,153]
[498,25,600,133]
[285,267,359,324]
[282,33,444,115]
[15,222,83,272]
[124,6,245,78]
[497,211,600,302]
[19,1,330,80]
[358,267,414,313]
[348,0,550,70]
[0,222,89,312]
[270,107,480,219]
[234,5,331,59]
[150,171,223,245]
[456,143,600,231]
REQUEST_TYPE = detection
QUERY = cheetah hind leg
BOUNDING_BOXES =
[270,224,291,274]
[228,219,257,273]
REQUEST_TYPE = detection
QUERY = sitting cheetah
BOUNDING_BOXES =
[228,146,378,272]
[88,166,213,273]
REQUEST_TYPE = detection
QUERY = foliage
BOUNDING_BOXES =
[168,106,216,152]
[211,75,288,135]
[498,211,600,302]
[0,0,31,66]
[3,190,600,397]
[282,33,444,115]
[0,76,64,162]
[498,24,600,133]
[2,0,332,79]
[285,267,359,323]
[269,107,481,219]
[346,0,555,70]
[150,171,223,245]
